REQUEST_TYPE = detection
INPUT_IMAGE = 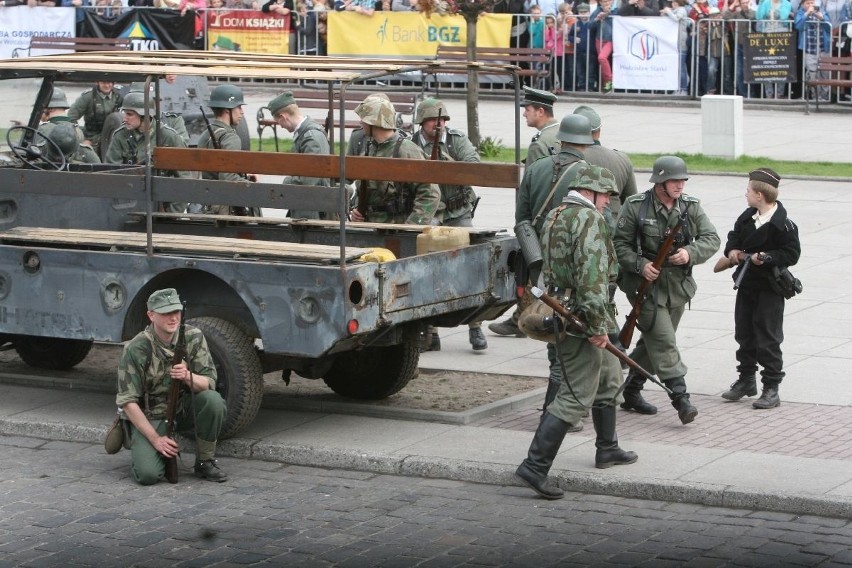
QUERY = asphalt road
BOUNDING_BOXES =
[2,435,852,568]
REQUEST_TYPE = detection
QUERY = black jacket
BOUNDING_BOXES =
[724,201,801,292]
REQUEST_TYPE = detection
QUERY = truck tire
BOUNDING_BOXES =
[13,336,93,371]
[323,338,420,399]
[188,317,263,439]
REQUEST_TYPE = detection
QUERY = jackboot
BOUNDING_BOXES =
[488,315,526,337]
[752,384,781,409]
[515,413,571,500]
[664,376,698,425]
[620,371,657,415]
[721,375,757,401]
[468,327,488,351]
[591,406,638,469]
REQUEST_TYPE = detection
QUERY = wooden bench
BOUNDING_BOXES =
[804,55,852,114]
[256,90,418,150]
[424,46,551,97]
[12,36,132,59]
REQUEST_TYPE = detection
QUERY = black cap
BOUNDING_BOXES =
[749,168,781,188]
[519,86,557,108]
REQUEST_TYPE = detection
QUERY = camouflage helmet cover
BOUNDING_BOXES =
[570,165,619,196]
[649,155,689,183]
[44,122,79,159]
[556,114,594,145]
[355,96,397,129]
[415,98,450,124]
[121,91,154,116]
[207,84,245,109]
[47,87,70,109]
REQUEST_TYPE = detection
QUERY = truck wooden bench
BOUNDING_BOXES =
[256,90,418,150]
[424,45,550,97]
[11,36,132,59]
[804,55,852,114]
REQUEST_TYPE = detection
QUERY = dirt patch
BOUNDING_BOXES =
[0,344,546,413]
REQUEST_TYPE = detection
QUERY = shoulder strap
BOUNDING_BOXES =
[532,160,583,230]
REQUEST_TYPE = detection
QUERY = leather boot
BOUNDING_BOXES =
[721,375,757,401]
[468,327,488,351]
[592,406,638,469]
[752,384,781,409]
[664,377,698,425]
[487,315,526,337]
[620,371,657,415]
[515,413,571,500]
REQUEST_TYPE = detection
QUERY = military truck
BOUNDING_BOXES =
[0,52,523,437]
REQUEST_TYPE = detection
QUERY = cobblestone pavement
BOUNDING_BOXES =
[476,392,852,462]
[2,436,852,568]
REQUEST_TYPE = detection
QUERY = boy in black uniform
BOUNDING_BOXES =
[722,168,801,409]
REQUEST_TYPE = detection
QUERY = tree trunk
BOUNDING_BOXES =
[465,14,481,148]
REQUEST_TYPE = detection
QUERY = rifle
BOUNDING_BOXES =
[163,300,187,484]
[531,287,673,395]
[430,107,443,161]
[618,212,688,349]
[355,137,373,219]
[200,106,220,150]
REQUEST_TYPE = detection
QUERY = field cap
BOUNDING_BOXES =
[147,288,182,314]
[268,91,296,115]
[749,167,781,188]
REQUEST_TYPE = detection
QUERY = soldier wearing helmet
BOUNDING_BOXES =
[267,90,332,220]
[490,113,593,347]
[515,164,637,501]
[38,87,100,165]
[412,98,486,352]
[196,84,256,216]
[127,82,190,145]
[349,95,441,226]
[613,156,720,424]
[67,81,123,157]
[105,90,194,213]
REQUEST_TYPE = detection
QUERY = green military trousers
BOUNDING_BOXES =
[546,334,623,426]
[128,390,227,485]
[627,302,688,380]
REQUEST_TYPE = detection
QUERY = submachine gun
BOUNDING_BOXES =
[163,301,187,484]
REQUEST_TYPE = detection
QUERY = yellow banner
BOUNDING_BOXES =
[206,10,291,53]
[327,12,511,57]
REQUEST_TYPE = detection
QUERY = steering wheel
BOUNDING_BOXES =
[6,126,67,171]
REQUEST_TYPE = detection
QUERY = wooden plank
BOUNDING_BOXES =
[153,148,521,189]
[0,227,370,263]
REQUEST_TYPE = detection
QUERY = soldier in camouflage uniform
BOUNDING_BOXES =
[515,165,637,500]
[614,156,721,424]
[196,84,256,216]
[520,86,559,166]
[413,98,486,352]
[349,96,441,225]
[105,92,192,214]
[38,88,101,165]
[116,289,228,485]
[67,81,123,157]
[267,90,332,220]
[489,114,593,342]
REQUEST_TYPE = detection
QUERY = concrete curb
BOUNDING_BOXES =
[4,416,851,519]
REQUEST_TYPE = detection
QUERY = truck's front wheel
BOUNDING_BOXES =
[322,337,420,399]
[14,337,93,370]
[188,317,263,439]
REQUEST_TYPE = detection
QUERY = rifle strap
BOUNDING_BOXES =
[532,159,584,231]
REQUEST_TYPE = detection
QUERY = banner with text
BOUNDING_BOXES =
[0,6,75,59]
[743,32,797,84]
[612,16,678,91]
[206,10,291,53]
[327,12,512,57]
[82,9,195,50]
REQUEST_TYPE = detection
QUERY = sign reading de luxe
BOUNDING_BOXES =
[743,31,798,84]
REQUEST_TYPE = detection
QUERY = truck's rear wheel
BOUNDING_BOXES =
[14,337,93,370]
[188,317,263,439]
[323,338,420,399]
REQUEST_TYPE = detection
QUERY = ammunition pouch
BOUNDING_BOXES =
[444,186,475,212]
[769,266,803,299]
[369,182,415,216]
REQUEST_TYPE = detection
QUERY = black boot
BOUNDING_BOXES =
[664,377,698,425]
[753,384,781,409]
[721,375,757,401]
[515,413,571,500]
[620,371,657,415]
[468,327,488,350]
[592,406,638,469]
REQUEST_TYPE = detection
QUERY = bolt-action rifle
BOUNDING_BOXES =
[163,301,187,484]
[618,212,688,349]
[430,107,443,161]
[532,286,672,395]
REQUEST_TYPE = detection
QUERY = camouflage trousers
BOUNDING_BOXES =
[128,390,226,485]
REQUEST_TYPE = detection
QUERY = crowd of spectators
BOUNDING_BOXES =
[4,0,851,100]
